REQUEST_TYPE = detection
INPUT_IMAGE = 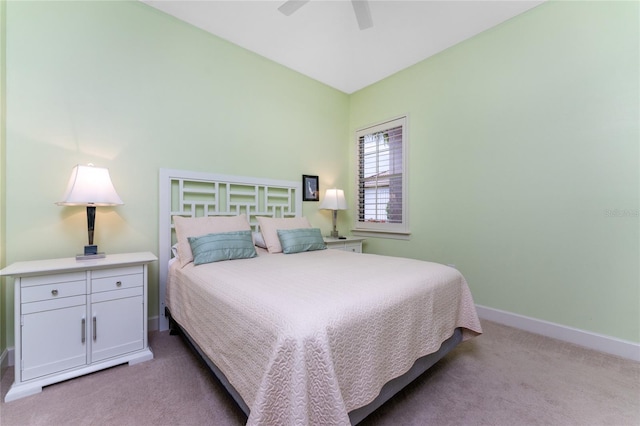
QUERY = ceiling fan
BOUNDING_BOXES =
[278,0,373,30]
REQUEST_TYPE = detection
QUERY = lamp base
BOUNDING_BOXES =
[76,245,105,260]
[329,230,340,238]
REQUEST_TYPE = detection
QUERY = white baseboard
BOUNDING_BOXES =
[476,304,640,362]
[148,316,159,332]
[1,346,14,372]
[0,347,10,378]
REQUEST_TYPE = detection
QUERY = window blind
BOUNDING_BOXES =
[357,124,404,224]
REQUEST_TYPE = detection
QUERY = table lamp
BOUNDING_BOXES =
[319,188,347,238]
[57,164,123,259]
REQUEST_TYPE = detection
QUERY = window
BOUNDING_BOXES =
[354,116,409,237]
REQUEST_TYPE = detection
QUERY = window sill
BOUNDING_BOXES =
[351,229,411,240]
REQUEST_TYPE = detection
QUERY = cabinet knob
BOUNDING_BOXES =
[51,289,59,296]
[116,281,122,287]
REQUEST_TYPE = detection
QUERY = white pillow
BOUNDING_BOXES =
[173,215,251,268]
[252,231,267,249]
[256,216,311,253]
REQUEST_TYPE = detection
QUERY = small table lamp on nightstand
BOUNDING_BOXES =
[319,188,347,238]
[56,164,123,259]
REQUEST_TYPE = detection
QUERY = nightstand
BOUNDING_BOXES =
[323,237,366,253]
[1,252,157,402]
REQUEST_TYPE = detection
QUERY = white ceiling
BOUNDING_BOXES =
[142,0,545,94]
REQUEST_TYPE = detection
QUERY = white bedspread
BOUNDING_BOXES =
[166,249,482,426]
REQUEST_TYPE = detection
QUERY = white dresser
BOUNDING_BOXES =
[323,237,366,253]
[1,252,157,402]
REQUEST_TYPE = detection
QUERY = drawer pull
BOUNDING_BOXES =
[51,289,59,296]
[116,281,122,287]
[81,318,86,343]
[93,316,97,341]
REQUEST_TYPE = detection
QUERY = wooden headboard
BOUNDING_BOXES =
[158,169,302,331]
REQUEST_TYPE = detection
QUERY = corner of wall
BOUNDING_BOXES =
[1,0,8,358]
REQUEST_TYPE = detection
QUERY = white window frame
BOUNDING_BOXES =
[353,115,409,239]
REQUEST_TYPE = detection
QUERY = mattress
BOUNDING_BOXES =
[166,249,482,426]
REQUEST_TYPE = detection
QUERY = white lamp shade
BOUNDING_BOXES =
[56,164,123,206]
[319,188,347,210]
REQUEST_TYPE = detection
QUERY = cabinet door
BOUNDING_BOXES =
[91,293,143,363]
[22,304,87,381]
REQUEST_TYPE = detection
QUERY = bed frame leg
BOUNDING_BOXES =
[165,307,180,336]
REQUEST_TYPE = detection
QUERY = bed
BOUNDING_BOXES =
[158,169,482,425]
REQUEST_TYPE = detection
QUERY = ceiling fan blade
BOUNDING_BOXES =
[352,0,373,30]
[278,0,310,16]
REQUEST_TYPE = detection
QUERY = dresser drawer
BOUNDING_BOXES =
[91,286,143,304]
[21,280,86,304]
[92,266,143,279]
[92,273,143,293]
[22,295,86,315]
[323,238,365,253]
[344,242,362,253]
[21,272,86,288]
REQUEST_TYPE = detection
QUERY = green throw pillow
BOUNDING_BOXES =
[188,230,257,265]
[277,228,327,254]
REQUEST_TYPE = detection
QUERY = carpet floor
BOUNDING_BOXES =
[1,320,638,425]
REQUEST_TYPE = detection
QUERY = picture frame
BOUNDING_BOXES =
[302,175,319,202]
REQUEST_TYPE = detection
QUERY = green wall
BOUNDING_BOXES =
[350,1,639,343]
[1,0,349,348]
[1,0,638,357]
[1,0,6,358]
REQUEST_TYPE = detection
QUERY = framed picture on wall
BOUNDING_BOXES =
[302,175,319,201]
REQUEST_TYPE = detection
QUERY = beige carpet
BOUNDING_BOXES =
[1,320,638,426]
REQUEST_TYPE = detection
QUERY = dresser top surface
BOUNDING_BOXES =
[1,252,157,277]
[323,236,366,243]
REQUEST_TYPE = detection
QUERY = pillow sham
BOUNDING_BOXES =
[188,230,257,265]
[173,214,251,268]
[256,216,312,253]
[277,228,326,254]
